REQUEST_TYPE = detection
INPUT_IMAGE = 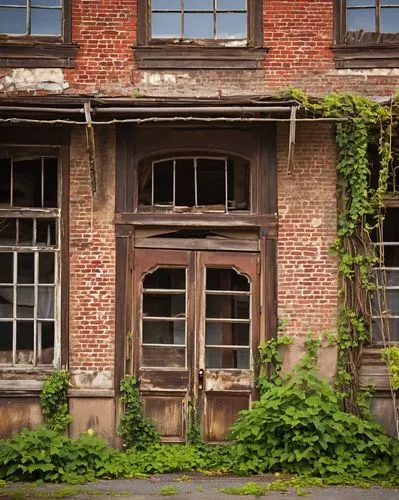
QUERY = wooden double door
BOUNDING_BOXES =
[132,248,260,442]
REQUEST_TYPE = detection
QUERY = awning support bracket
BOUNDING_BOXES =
[287,105,297,174]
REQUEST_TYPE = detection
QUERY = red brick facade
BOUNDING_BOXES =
[0,1,397,440]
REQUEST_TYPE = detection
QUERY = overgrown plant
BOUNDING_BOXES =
[118,375,160,449]
[381,347,399,438]
[257,334,292,395]
[40,370,72,433]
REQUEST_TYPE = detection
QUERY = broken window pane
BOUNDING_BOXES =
[206,294,249,319]
[153,160,174,205]
[18,219,34,246]
[143,268,186,290]
[175,159,195,207]
[205,322,250,346]
[206,347,249,369]
[143,293,185,318]
[206,268,250,291]
[43,158,58,208]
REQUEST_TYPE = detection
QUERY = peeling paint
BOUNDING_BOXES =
[0,68,69,92]
[70,370,113,389]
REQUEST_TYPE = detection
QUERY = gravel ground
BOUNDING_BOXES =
[1,473,399,500]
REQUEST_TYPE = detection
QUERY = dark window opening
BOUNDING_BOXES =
[0,154,59,367]
[138,156,250,213]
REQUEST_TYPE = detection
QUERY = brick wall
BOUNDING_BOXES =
[277,122,338,374]
[1,1,398,97]
[69,126,116,389]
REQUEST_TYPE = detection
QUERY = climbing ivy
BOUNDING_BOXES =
[287,90,396,417]
[40,370,73,434]
[118,375,160,450]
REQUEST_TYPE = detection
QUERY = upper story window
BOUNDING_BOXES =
[346,0,399,35]
[0,0,77,68]
[138,156,250,213]
[334,0,399,68]
[151,0,247,42]
[0,0,62,37]
[135,0,265,70]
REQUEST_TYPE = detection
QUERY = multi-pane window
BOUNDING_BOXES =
[0,0,63,36]
[141,268,187,368]
[371,208,399,342]
[205,268,251,369]
[346,0,399,34]
[138,156,250,213]
[150,0,248,40]
[0,154,60,367]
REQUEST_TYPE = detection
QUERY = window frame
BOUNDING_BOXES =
[333,0,399,68]
[135,0,266,70]
[0,129,69,379]
[0,0,78,68]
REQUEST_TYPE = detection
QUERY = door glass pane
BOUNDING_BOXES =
[206,294,249,319]
[206,347,249,369]
[0,218,16,246]
[142,346,185,367]
[39,253,55,283]
[18,253,34,284]
[143,268,186,290]
[206,268,250,291]
[206,322,249,345]
[143,293,185,317]
[143,320,185,345]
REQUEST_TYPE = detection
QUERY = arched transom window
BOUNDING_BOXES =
[138,155,250,213]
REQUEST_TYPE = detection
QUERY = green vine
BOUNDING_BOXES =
[40,370,72,434]
[257,335,292,395]
[118,375,160,450]
[186,400,203,446]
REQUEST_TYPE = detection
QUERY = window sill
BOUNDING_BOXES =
[0,40,79,68]
[134,45,268,70]
[333,43,399,69]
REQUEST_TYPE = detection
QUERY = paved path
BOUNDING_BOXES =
[1,473,399,499]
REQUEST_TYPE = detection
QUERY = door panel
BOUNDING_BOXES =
[133,248,259,443]
[134,249,191,442]
[197,251,258,442]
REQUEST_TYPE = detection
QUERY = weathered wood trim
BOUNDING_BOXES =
[115,124,135,213]
[115,213,277,228]
[0,380,43,392]
[261,235,277,342]
[258,124,277,215]
[60,132,70,369]
[68,389,115,398]
[134,46,268,70]
[115,236,130,393]
[135,237,259,252]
